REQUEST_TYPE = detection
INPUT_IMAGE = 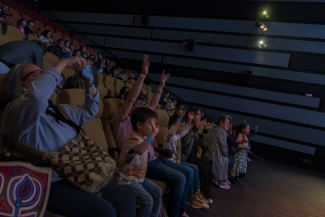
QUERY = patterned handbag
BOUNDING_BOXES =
[4,101,116,193]
[43,131,116,193]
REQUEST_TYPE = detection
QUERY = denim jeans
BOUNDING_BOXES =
[228,155,235,175]
[124,178,162,217]
[47,180,136,217]
[146,158,193,217]
[180,161,200,195]
[0,61,9,73]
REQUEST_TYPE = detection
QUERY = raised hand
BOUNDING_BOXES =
[141,54,150,75]
[66,56,87,71]
[151,118,160,136]
[159,70,171,87]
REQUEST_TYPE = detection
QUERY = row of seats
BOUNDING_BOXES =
[45,89,169,217]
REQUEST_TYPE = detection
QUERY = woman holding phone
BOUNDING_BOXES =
[1,56,136,217]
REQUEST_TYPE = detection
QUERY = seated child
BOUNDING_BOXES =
[163,110,210,209]
[113,107,162,217]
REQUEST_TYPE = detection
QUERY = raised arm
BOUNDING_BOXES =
[118,55,149,120]
[147,70,170,110]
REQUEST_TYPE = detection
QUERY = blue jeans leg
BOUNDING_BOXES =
[161,159,194,215]
[228,155,235,176]
[47,181,125,217]
[124,179,161,217]
[146,158,186,217]
[180,161,201,194]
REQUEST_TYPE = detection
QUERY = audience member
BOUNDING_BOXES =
[69,44,75,53]
[162,102,170,114]
[181,108,213,201]
[73,49,81,57]
[0,14,5,34]
[24,20,37,37]
[97,58,107,73]
[113,107,162,217]
[39,30,54,43]
[80,45,88,59]
[0,40,46,73]
[64,40,73,53]
[164,112,209,208]
[117,86,130,100]
[0,3,11,16]
[16,18,27,39]
[1,56,136,217]
[230,123,251,184]
[48,39,70,59]
[204,115,230,189]
[159,91,170,104]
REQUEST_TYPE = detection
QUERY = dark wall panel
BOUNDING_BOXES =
[291,54,325,71]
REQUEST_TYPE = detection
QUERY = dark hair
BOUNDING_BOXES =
[41,29,51,38]
[80,45,87,51]
[57,39,64,44]
[124,91,147,103]
[17,18,26,26]
[73,49,80,56]
[235,123,249,139]
[168,113,182,127]
[183,107,199,123]
[118,86,130,99]
[163,91,170,98]
[216,115,232,126]
[30,40,47,55]
[27,20,34,25]
[131,107,157,131]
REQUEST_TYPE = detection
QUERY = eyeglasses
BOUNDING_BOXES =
[21,70,43,81]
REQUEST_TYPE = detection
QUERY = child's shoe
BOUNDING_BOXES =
[188,195,204,209]
[218,181,230,189]
[194,190,209,204]
[235,176,243,185]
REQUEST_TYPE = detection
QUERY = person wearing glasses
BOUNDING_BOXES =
[204,115,231,189]
[1,56,137,217]
[0,40,46,73]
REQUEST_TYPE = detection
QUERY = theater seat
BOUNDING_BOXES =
[153,109,169,148]
[5,25,23,40]
[58,89,108,152]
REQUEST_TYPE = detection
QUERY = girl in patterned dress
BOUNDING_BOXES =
[230,123,251,184]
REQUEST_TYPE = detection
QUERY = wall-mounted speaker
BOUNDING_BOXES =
[187,39,195,51]
[142,14,150,25]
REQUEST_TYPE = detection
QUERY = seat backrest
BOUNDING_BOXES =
[114,79,124,91]
[27,34,40,41]
[5,25,23,40]
[58,89,108,152]
[43,52,59,65]
[154,109,170,147]
[101,98,124,150]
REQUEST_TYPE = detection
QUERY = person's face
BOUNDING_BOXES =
[194,110,201,122]
[28,22,34,29]
[138,118,156,137]
[243,125,250,135]
[70,45,75,51]
[3,5,8,12]
[164,93,169,98]
[21,20,27,27]
[179,105,184,110]
[76,50,81,56]
[176,122,185,135]
[65,41,70,48]
[172,100,177,106]
[46,31,51,39]
[101,59,106,65]
[21,64,43,90]
[201,112,205,118]
[165,103,170,108]
[220,118,231,131]
[59,40,65,49]
[82,46,87,52]
[98,54,103,59]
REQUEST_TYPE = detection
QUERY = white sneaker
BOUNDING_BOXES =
[202,203,209,209]
[225,179,231,185]
[208,198,213,204]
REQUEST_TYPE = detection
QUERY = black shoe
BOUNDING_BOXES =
[235,176,243,185]
[229,177,237,185]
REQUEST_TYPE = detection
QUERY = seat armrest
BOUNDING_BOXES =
[154,147,173,158]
